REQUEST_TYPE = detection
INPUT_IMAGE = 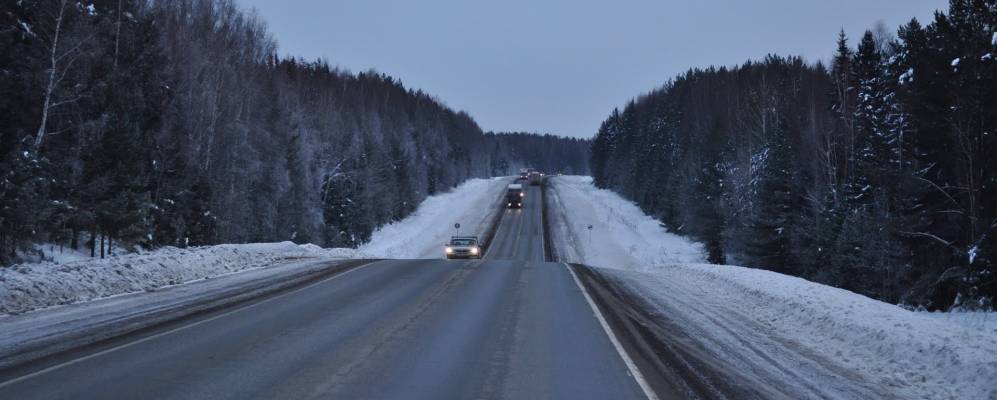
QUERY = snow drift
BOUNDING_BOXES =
[0,242,355,315]
[547,175,997,400]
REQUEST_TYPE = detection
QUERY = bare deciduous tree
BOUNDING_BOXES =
[34,0,94,149]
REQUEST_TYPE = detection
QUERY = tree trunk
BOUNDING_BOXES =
[113,0,122,69]
[35,0,68,149]
[100,234,105,259]
[89,231,96,258]
[71,229,78,250]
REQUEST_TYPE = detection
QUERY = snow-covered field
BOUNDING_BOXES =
[360,177,509,259]
[547,176,997,400]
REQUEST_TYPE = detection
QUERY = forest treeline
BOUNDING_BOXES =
[591,0,995,310]
[487,132,590,175]
[0,0,588,263]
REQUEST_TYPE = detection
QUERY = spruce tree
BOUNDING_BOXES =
[0,148,51,261]
[830,29,855,182]
[746,121,796,273]
[849,30,892,202]
[690,154,727,264]
[389,138,415,221]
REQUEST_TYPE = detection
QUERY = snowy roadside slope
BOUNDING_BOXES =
[360,177,509,259]
[0,242,356,315]
[605,266,997,400]
[547,176,997,400]
[546,175,705,267]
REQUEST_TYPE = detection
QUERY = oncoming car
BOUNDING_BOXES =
[445,236,482,259]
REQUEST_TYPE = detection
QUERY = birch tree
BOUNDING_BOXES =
[34,0,93,149]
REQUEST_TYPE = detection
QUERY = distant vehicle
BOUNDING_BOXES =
[445,236,481,259]
[528,171,542,186]
[507,183,524,208]
[518,168,531,181]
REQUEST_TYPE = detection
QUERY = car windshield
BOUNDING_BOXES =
[450,239,476,246]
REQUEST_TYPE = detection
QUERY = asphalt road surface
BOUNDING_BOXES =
[0,184,650,399]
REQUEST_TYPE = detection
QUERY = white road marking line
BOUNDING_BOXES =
[0,260,380,389]
[564,263,660,400]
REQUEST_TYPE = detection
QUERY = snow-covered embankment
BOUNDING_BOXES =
[0,242,355,315]
[547,175,997,400]
[360,177,510,258]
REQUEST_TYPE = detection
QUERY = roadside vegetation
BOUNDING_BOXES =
[0,0,589,264]
[590,0,996,310]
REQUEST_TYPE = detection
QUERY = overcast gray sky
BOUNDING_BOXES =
[238,0,946,138]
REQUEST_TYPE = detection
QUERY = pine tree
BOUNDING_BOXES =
[590,109,621,188]
[849,31,892,202]
[388,138,415,221]
[746,121,796,273]
[279,132,312,244]
[90,104,152,255]
[321,155,370,248]
[184,177,218,246]
[689,154,727,264]
[0,148,51,261]
[830,29,855,188]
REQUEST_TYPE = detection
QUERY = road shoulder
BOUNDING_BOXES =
[0,258,373,379]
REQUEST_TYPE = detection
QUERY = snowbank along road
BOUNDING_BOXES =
[0,180,655,400]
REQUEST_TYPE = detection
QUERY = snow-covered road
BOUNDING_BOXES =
[547,175,997,400]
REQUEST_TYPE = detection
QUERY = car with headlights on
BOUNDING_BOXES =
[506,183,524,208]
[445,236,482,259]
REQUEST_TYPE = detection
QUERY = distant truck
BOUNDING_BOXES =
[445,236,481,259]
[506,183,524,208]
